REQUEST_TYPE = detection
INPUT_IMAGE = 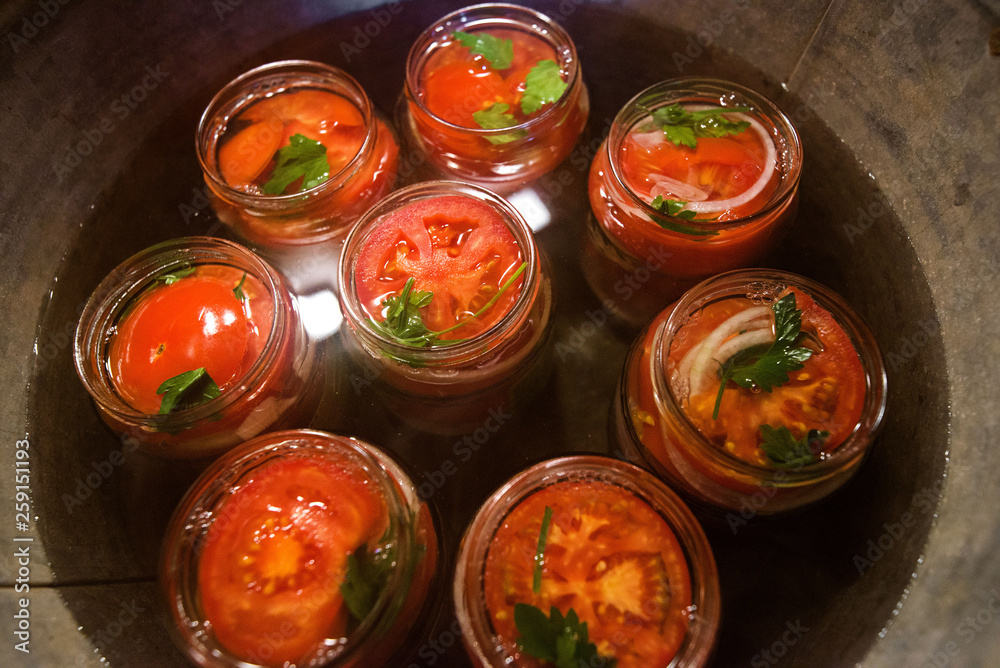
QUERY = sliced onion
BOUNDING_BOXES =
[680,306,773,396]
[650,174,710,202]
[684,114,777,214]
[630,127,666,150]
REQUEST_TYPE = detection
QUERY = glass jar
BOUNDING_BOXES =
[454,455,720,667]
[197,60,399,292]
[615,269,888,516]
[585,78,803,327]
[397,3,588,191]
[338,180,552,432]
[161,429,439,667]
[74,237,323,460]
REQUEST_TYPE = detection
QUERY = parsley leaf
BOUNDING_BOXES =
[157,265,195,285]
[473,103,527,144]
[232,272,247,301]
[648,194,719,237]
[520,59,567,115]
[712,293,814,419]
[340,541,394,621]
[261,133,330,195]
[453,30,513,69]
[156,367,220,415]
[759,425,828,468]
[649,103,751,149]
[369,262,527,347]
[515,604,614,668]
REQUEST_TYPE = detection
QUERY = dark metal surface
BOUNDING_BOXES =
[2,0,997,666]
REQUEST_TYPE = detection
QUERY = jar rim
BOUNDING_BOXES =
[403,2,582,138]
[196,59,379,207]
[338,179,541,366]
[73,236,287,428]
[453,454,721,666]
[160,429,420,666]
[605,77,804,234]
[650,268,888,483]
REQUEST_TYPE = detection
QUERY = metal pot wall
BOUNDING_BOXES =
[1,0,997,665]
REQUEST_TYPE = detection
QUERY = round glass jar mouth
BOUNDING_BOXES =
[196,59,378,207]
[339,179,541,366]
[650,268,888,484]
[606,77,803,233]
[160,429,417,667]
[454,455,720,667]
[73,236,285,428]
[403,2,582,139]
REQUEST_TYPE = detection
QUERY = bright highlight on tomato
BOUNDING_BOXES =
[197,456,386,665]
[483,481,692,668]
[354,195,524,340]
[108,265,272,414]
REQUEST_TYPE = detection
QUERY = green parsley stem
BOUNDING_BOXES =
[533,506,553,594]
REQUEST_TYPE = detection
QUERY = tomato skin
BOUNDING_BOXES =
[198,456,386,665]
[354,195,524,340]
[483,481,692,668]
[108,266,271,414]
[668,288,867,465]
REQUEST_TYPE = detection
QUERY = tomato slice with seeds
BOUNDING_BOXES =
[483,481,692,668]
[108,266,271,414]
[354,195,524,340]
[671,288,867,465]
[198,456,387,665]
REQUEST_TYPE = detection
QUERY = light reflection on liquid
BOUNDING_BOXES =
[297,288,343,341]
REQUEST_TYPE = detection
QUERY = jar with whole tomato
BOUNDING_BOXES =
[396,3,588,191]
[161,429,439,667]
[615,269,888,515]
[585,78,803,327]
[197,60,399,292]
[74,237,323,459]
[454,455,720,667]
[338,180,552,432]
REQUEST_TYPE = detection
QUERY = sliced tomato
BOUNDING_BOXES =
[108,266,271,414]
[354,195,524,340]
[422,57,515,127]
[218,120,284,187]
[674,288,867,465]
[220,89,367,190]
[198,456,386,665]
[483,482,692,668]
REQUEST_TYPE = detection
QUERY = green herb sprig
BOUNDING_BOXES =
[454,30,513,69]
[232,272,248,301]
[514,506,616,668]
[759,425,828,468]
[648,194,719,237]
[472,103,527,145]
[156,367,220,415]
[712,293,814,419]
[368,262,527,347]
[157,266,195,285]
[262,133,331,195]
[520,59,568,115]
[340,540,394,621]
[647,103,751,149]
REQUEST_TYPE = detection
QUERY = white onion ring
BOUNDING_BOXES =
[679,306,773,396]
[650,174,710,202]
[683,114,777,214]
